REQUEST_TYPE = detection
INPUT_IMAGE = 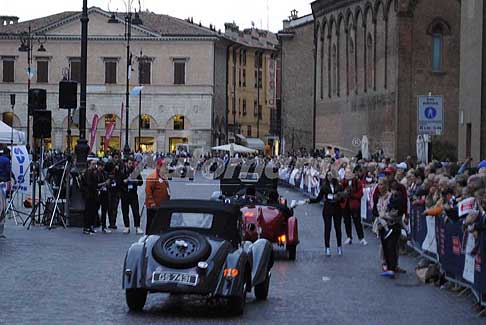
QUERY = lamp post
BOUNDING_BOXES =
[74,0,90,168]
[137,49,147,152]
[256,51,261,138]
[18,25,32,152]
[123,12,132,156]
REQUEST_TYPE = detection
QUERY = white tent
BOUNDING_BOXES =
[361,135,369,160]
[0,120,25,145]
[211,143,257,154]
[416,135,428,164]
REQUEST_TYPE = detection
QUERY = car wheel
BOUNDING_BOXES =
[254,271,270,300]
[287,244,297,261]
[152,230,211,269]
[228,274,247,315]
[126,289,147,311]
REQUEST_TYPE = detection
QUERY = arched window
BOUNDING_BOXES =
[431,25,443,72]
[427,18,451,73]
[367,33,373,91]
[320,34,325,99]
[332,44,337,96]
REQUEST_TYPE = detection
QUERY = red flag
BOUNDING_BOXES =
[89,114,99,151]
[104,121,116,152]
[120,102,124,150]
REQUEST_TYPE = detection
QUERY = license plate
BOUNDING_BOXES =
[152,272,199,286]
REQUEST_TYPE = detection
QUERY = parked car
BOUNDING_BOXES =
[123,200,274,315]
[214,162,300,260]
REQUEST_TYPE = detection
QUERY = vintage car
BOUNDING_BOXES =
[214,162,299,260]
[123,200,274,315]
[167,158,195,181]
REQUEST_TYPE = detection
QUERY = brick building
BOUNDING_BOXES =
[458,0,486,162]
[312,0,460,160]
[278,11,315,153]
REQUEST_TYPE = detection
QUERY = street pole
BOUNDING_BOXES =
[74,0,90,168]
[123,12,132,156]
[138,49,142,152]
[27,25,31,153]
[257,52,261,138]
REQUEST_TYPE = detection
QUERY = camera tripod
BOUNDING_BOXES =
[23,137,65,230]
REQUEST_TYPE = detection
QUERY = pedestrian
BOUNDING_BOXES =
[82,159,99,235]
[0,148,11,183]
[374,180,405,278]
[307,170,344,256]
[145,159,171,209]
[121,157,143,234]
[105,152,123,230]
[96,160,112,233]
[341,168,367,246]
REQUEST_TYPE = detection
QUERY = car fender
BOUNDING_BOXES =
[214,249,250,297]
[122,239,146,289]
[287,216,299,245]
[249,239,273,286]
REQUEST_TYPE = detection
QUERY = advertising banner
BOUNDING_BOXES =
[89,114,99,151]
[9,145,30,194]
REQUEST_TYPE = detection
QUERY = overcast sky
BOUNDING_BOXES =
[2,0,313,32]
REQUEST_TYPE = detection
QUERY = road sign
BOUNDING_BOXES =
[417,95,443,135]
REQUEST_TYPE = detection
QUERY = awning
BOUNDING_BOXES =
[244,137,265,151]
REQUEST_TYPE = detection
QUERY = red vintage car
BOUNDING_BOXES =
[216,163,299,260]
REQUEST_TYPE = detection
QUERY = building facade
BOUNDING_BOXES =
[458,0,486,162]
[278,12,315,154]
[224,23,279,153]
[312,0,460,160]
[0,7,227,154]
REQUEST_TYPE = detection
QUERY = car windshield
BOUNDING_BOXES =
[170,212,214,229]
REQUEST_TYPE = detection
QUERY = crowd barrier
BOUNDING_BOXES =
[279,168,486,308]
[410,205,486,306]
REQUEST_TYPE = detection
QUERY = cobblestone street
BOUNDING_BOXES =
[0,174,483,324]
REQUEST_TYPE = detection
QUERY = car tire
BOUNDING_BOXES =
[126,289,147,311]
[152,230,211,269]
[254,271,270,300]
[228,273,247,315]
[287,245,297,261]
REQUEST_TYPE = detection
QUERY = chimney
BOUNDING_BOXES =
[282,19,290,30]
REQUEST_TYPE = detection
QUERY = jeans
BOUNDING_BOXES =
[99,190,110,229]
[109,191,120,227]
[343,206,364,240]
[323,203,342,248]
[380,224,401,272]
[121,191,141,228]
[84,200,98,229]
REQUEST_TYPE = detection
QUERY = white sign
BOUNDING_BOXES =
[9,145,30,193]
[458,197,477,217]
[463,232,476,283]
[418,95,444,135]
[422,215,437,255]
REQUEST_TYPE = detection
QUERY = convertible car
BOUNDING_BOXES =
[167,158,195,181]
[214,162,299,260]
[123,200,274,315]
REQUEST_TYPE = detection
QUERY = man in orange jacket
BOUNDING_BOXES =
[145,159,170,209]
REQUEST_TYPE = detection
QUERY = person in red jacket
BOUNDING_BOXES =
[341,168,367,245]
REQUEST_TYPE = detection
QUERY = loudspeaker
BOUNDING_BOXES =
[10,94,15,106]
[59,80,77,109]
[28,89,47,115]
[33,110,52,138]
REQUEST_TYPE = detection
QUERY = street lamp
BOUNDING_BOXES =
[18,29,49,153]
[18,26,32,152]
[123,12,133,156]
[137,49,148,152]
[74,0,90,168]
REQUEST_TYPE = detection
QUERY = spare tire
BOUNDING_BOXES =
[152,230,211,269]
